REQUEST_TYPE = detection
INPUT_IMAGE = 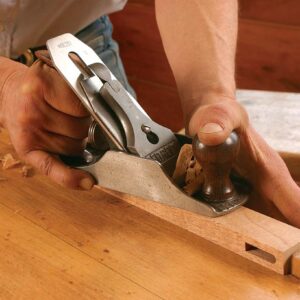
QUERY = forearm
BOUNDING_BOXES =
[155,0,238,122]
[0,57,26,126]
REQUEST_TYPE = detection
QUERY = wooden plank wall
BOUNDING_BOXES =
[110,0,300,131]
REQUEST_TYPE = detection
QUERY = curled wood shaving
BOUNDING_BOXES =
[183,176,204,196]
[20,165,33,177]
[172,144,194,186]
[184,156,204,196]
[1,153,21,170]
[0,152,33,179]
[172,144,204,196]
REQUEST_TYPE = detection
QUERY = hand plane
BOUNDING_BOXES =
[46,33,248,217]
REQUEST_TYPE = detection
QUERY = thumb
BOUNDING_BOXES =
[188,101,248,145]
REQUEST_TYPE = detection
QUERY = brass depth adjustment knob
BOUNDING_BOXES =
[192,131,240,203]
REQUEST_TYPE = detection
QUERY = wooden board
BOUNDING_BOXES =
[1,131,300,298]
[105,189,300,276]
[0,92,300,299]
[0,203,152,300]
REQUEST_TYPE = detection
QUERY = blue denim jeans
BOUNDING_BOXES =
[76,16,135,97]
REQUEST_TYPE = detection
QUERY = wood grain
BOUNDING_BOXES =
[1,129,300,299]
[106,188,300,275]
[0,203,154,300]
[291,251,300,279]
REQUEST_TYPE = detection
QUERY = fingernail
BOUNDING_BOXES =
[200,123,223,134]
[79,177,94,190]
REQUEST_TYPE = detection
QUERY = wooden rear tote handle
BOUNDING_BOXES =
[192,132,240,203]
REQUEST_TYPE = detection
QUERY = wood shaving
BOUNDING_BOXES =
[183,174,204,196]
[1,153,21,170]
[172,144,204,196]
[20,165,33,177]
[172,144,194,186]
[184,156,204,196]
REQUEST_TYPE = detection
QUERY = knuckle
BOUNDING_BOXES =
[16,92,45,128]
[20,73,44,96]
[208,102,249,129]
[203,103,232,125]
[209,103,230,117]
[17,136,35,155]
[39,155,54,177]
[16,99,39,126]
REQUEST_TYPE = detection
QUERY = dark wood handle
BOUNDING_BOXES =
[192,132,240,203]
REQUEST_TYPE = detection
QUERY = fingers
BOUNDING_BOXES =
[40,132,86,156]
[241,127,300,228]
[4,60,95,191]
[188,101,249,146]
[24,150,95,190]
[33,61,89,117]
[42,107,91,139]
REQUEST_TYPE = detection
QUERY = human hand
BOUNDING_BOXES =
[0,59,95,190]
[188,93,300,228]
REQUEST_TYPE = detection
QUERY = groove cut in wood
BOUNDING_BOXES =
[105,187,300,276]
[245,243,276,264]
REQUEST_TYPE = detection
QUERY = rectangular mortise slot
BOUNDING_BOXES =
[245,243,276,264]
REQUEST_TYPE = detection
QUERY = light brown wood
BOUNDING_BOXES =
[0,203,153,300]
[291,251,300,279]
[1,130,300,298]
[106,189,300,275]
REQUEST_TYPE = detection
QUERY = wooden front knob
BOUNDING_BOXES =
[192,132,240,203]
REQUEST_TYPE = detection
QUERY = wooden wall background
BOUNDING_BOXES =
[110,0,300,131]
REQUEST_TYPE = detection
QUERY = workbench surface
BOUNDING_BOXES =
[0,131,300,299]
